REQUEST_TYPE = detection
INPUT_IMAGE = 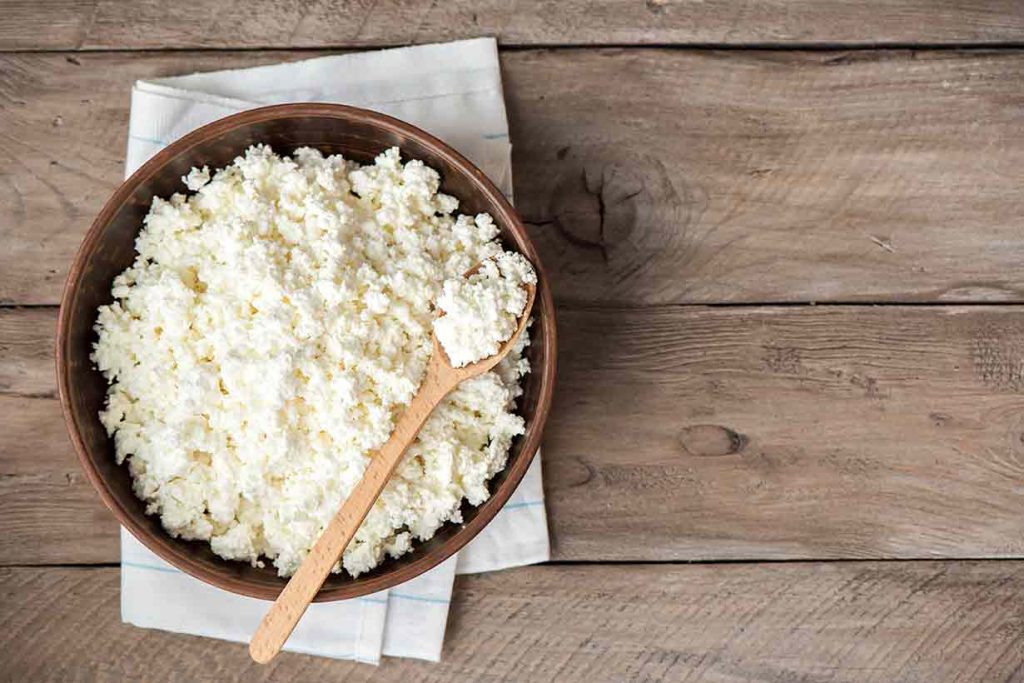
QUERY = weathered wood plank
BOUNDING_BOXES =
[4,49,1024,306]
[550,304,1024,561]
[7,305,1024,564]
[0,390,118,564]
[0,308,56,398]
[2,0,1024,50]
[2,562,1022,682]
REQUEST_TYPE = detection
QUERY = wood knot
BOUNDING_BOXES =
[677,424,748,457]
[549,164,644,262]
[524,147,707,303]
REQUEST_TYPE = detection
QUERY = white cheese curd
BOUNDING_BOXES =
[92,145,532,577]
[434,251,536,367]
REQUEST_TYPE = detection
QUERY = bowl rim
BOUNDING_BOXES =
[56,102,557,601]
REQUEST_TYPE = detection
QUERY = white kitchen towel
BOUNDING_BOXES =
[119,38,549,665]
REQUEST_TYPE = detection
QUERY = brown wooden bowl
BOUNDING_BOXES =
[56,103,556,602]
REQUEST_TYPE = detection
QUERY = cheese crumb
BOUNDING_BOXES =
[182,166,210,191]
[434,251,536,367]
[92,145,531,577]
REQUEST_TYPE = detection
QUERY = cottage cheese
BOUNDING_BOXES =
[92,145,531,577]
[434,252,536,367]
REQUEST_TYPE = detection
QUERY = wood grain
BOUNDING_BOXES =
[0,308,55,397]
[2,0,1024,50]
[3,562,1023,682]
[8,305,1024,564]
[0,392,119,564]
[548,304,1024,561]
[4,50,1024,306]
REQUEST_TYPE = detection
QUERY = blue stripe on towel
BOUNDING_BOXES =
[129,134,168,146]
[502,500,545,511]
[390,592,450,605]
[122,560,181,574]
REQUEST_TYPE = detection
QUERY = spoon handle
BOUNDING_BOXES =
[249,361,454,664]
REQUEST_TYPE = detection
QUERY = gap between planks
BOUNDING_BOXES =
[3,42,1024,55]
[14,301,1024,311]
[14,555,1024,571]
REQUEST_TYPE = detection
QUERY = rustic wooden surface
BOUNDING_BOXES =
[2,0,1024,50]
[10,305,1024,565]
[4,2,1024,680]
[3,563,1024,682]
[6,50,1024,306]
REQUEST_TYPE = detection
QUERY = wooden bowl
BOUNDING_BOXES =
[56,103,557,602]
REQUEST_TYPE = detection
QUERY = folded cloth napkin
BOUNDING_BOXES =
[118,37,549,665]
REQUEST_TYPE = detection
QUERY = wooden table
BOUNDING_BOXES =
[4,2,1024,680]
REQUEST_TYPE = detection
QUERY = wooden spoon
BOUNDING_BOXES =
[249,275,536,664]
